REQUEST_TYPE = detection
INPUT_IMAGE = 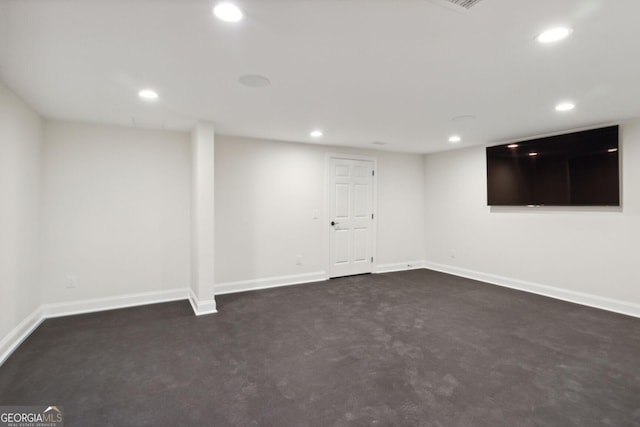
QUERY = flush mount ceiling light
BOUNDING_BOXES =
[138,89,158,101]
[555,102,575,112]
[448,135,461,143]
[310,130,323,138]
[213,2,243,22]
[238,74,271,88]
[537,27,572,43]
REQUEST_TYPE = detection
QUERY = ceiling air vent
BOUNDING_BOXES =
[427,0,485,13]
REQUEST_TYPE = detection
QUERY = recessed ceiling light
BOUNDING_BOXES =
[310,130,323,138]
[238,74,271,88]
[213,2,243,22]
[537,27,572,43]
[452,115,477,123]
[555,102,575,112]
[608,148,618,153]
[138,89,158,101]
[448,135,461,143]
[507,144,519,148]
[529,152,538,156]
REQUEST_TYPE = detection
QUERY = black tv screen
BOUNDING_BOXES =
[486,125,620,206]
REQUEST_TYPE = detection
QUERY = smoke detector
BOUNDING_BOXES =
[427,0,485,13]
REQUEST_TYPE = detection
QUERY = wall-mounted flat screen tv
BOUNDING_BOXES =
[486,125,620,206]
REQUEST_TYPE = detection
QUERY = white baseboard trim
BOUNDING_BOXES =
[1,288,196,367]
[42,288,191,319]
[376,261,426,274]
[0,307,44,367]
[423,261,640,318]
[215,271,328,295]
[5,263,637,368]
[189,290,217,316]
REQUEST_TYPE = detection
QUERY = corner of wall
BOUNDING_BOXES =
[0,81,45,364]
[0,307,43,367]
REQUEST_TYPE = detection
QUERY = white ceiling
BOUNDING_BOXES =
[2,0,640,153]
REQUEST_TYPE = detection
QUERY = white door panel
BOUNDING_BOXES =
[335,184,350,218]
[328,158,375,278]
[334,230,350,264]
[335,165,350,176]
[354,184,370,218]
[353,228,369,262]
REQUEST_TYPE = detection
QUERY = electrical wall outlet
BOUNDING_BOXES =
[66,274,77,289]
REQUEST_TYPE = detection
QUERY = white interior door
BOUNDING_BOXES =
[328,157,375,278]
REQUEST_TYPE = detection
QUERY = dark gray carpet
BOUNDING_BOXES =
[1,269,639,426]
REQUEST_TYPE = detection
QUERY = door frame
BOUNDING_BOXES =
[324,153,378,278]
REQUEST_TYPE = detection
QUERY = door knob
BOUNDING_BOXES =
[331,221,339,226]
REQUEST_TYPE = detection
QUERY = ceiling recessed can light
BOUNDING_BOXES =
[555,102,575,112]
[507,144,519,148]
[310,130,323,138]
[608,148,618,153]
[448,135,461,143]
[452,115,477,123]
[529,152,538,156]
[238,74,271,88]
[213,2,243,22]
[537,27,572,43]
[138,89,158,101]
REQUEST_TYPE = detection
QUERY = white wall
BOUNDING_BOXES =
[41,121,191,304]
[377,152,426,267]
[0,82,42,339]
[215,135,425,286]
[424,119,640,309]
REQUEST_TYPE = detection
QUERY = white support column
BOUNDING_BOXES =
[189,121,217,315]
